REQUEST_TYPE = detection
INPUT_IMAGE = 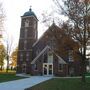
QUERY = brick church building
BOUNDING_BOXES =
[17,8,82,76]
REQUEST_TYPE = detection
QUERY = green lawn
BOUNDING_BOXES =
[0,70,16,74]
[85,72,90,76]
[0,73,26,83]
[26,78,90,90]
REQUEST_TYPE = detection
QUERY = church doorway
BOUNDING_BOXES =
[22,63,26,73]
[43,63,53,76]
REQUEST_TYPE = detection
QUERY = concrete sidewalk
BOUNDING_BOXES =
[0,76,52,90]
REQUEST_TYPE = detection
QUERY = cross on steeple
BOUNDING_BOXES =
[29,6,32,11]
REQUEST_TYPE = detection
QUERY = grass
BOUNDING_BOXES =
[0,70,27,83]
[85,72,90,76]
[26,78,90,90]
[0,70,16,74]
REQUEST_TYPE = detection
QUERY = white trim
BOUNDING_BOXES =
[31,45,67,64]
[43,63,53,76]
[31,46,49,64]
[56,54,67,64]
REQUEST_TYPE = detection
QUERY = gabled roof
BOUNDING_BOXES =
[33,23,60,47]
[31,46,49,64]
[31,45,67,64]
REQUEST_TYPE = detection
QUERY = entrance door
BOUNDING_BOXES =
[43,63,53,76]
[22,64,26,73]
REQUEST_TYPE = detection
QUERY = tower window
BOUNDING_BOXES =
[24,40,27,50]
[35,30,37,39]
[26,58,29,61]
[20,53,23,61]
[25,29,28,38]
[26,52,29,57]
[26,52,29,61]
[34,21,36,29]
[20,29,24,38]
[25,20,29,27]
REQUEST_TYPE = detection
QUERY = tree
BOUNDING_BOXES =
[0,1,6,70]
[0,2,5,38]
[11,47,18,68]
[0,43,6,70]
[4,35,14,72]
[42,11,53,27]
[46,23,79,60]
[53,0,90,82]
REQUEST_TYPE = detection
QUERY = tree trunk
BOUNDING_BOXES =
[81,57,86,82]
[1,65,3,71]
[81,15,87,82]
[6,55,9,73]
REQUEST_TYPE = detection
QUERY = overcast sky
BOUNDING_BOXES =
[1,0,55,45]
[1,0,68,49]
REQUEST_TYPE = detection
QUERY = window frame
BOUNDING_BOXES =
[68,50,74,62]
[34,63,38,71]
[58,64,63,72]
[20,53,23,61]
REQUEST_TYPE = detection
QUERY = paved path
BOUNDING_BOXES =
[0,76,52,90]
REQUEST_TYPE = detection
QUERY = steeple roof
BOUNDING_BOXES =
[23,7,37,19]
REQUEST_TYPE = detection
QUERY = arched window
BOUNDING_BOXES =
[20,53,23,61]
[25,29,28,38]
[26,52,29,61]
[34,64,38,70]
[36,49,40,56]
[58,64,63,71]
[24,40,27,50]
[48,51,53,63]
[25,20,29,27]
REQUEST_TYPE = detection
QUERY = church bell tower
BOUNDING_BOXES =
[17,7,38,74]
